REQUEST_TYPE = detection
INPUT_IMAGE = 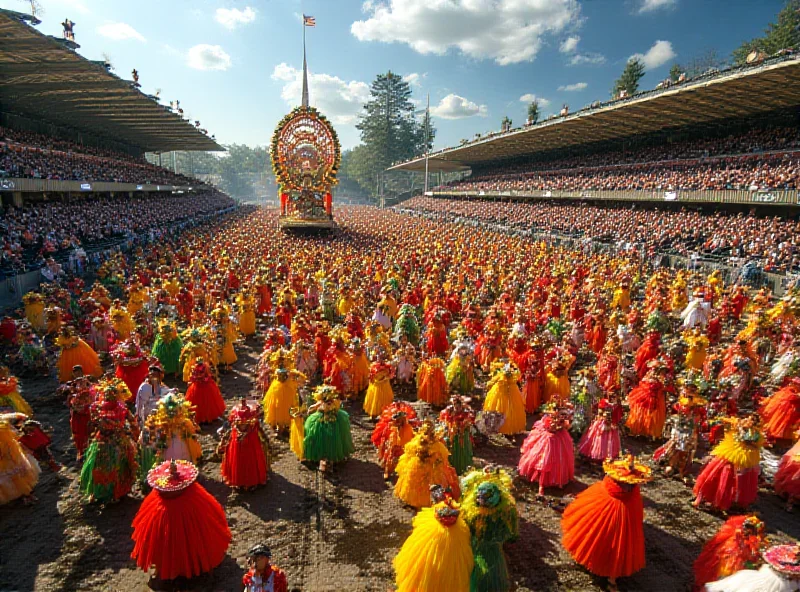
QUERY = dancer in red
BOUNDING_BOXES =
[111,339,150,398]
[219,397,269,489]
[774,435,800,511]
[131,460,231,582]
[692,515,767,591]
[759,377,800,442]
[185,358,226,424]
[561,454,652,591]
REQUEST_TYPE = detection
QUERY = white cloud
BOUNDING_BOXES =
[630,40,676,69]
[558,82,587,91]
[568,52,606,66]
[270,63,370,125]
[638,0,677,13]
[430,94,488,119]
[215,7,257,30]
[187,44,232,71]
[96,22,146,42]
[351,0,581,65]
[519,94,551,107]
[403,72,424,87]
[559,36,580,54]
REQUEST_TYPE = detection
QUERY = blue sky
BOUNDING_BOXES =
[2,0,786,151]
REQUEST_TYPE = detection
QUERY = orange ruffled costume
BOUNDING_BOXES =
[759,378,800,441]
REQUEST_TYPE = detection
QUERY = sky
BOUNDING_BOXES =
[1,0,787,151]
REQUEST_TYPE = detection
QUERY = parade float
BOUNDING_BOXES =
[271,22,340,231]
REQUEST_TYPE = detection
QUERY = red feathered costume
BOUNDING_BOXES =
[185,360,226,424]
[635,333,661,379]
[221,402,269,488]
[112,341,150,397]
[561,473,646,581]
[774,439,800,503]
[692,515,766,591]
[132,461,231,581]
[759,378,800,441]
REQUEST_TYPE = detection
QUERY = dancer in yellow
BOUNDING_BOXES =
[0,412,41,504]
[127,281,149,315]
[109,303,135,341]
[363,357,395,418]
[394,493,474,592]
[22,292,45,333]
[263,367,307,430]
[0,367,33,417]
[55,326,102,382]
[483,363,527,435]
[179,328,213,383]
[236,292,257,337]
[684,328,709,371]
[394,421,460,508]
[212,306,238,368]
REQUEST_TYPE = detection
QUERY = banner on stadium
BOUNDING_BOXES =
[664,191,678,201]
[80,183,92,191]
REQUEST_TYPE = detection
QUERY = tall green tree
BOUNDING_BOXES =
[527,100,540,124]
[669,63,682,82]
[611,58,645,98]
[733,0,800,64]
[352,71,434,199]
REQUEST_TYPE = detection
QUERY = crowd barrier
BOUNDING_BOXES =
[432,188,799,207]
[0,177,193,194]
[0,205,239,311]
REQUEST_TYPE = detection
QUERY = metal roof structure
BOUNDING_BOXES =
[0,9,223,153]
[389,54,800,172]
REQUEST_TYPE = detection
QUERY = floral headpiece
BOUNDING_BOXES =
[603,453,652,484]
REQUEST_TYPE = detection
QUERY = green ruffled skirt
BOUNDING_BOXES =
[303,410,354,463]
[79,436,137,503]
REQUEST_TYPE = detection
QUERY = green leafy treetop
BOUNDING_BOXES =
[611,57,645,99]
[732,0,800,64]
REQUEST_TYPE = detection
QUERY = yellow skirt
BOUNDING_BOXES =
[351,356,370,393]
[0,390,33,417]
[290,416,305,460]
[239,312,256,336]
[0,426,41,504]
[263,381,299,429]
[221,342,237,366]
[394,506,474,592]
[24,302,45,333]
[685,350,706,371]
[483,382,527,434]
[544,373,570,404]
[363,380,394,418]
[58,340,102,382]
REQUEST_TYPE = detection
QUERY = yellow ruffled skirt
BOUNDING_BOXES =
[0,426,41,504]
[0,389,33,417]
[544,373,570,404]
[58,340,102,382]
[239,312,256,336]
[263,381,299,429]
[483,382,527,434]
[290,416,305,460]
[685,350,706,371]
[394,506,474,592]
[221,342,237,366]
[363,380,393,418]
[351,356,370,393]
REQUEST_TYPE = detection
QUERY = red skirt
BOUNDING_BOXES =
[774,444,800,499]
[221,428,268,488]
[116,361,150,398]
[562,477,645,579]
[692,515,756,591]
[693,456,759,511]
[131,482,231,580]
[185,381,226,424]
[70,410,91,455]
[524,377,542,414]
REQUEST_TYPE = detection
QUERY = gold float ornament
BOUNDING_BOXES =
[270,106,341,194]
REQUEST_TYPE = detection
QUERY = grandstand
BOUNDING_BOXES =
[390,53,800,207]
[0,9,232,290]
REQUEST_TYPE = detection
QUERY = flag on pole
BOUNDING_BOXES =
[303,14,316,27]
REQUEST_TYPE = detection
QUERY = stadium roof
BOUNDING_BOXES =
[389,54,800,172]
[0,9,223,153]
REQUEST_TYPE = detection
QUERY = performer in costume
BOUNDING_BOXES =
[759,377,800,442]
[131,460,231,582]
[151,321,183,377]
[263,367,307,430]
[393,342,417,386]
[447,340,476,396]
[395,421,460,508]
[22,292,45,333]
[0,366,33,416]
[80,385,139,503]
[349,338,370,395]
[56,326,102,382]
[626,359,669,439]
[140,393,202,479]
[439,395,476,475]
[774,434,800,511]
[418,356,449,406]
[135,365,174,426]
[483,362,527,435]
[185,358,226,424]
[460,468,519,592]
[63,365,96,459]
[705,543,800,592]
[371,402,417,480]
[518,402,575,497]
[693,415,764,512]
[653,386,706,482]
[297,385,354,471]
[219,397,270,489]
[561,454,652,592]
[111,339,150,398]
[0,412,41,505]
[236,291,257,337]
[393,491,474,592]
[242,544,288,592]
[693,515,767,591]
[578,394,622,462]
[363,355,395,418]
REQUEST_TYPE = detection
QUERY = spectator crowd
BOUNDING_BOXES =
[401,196,800,274]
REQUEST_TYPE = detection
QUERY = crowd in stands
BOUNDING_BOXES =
[1,189,235,277]
[401,196,800,274]
[441,127,800,193]
[0,127,196,185]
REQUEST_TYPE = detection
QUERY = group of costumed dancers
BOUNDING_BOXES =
[1,206,799,591]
